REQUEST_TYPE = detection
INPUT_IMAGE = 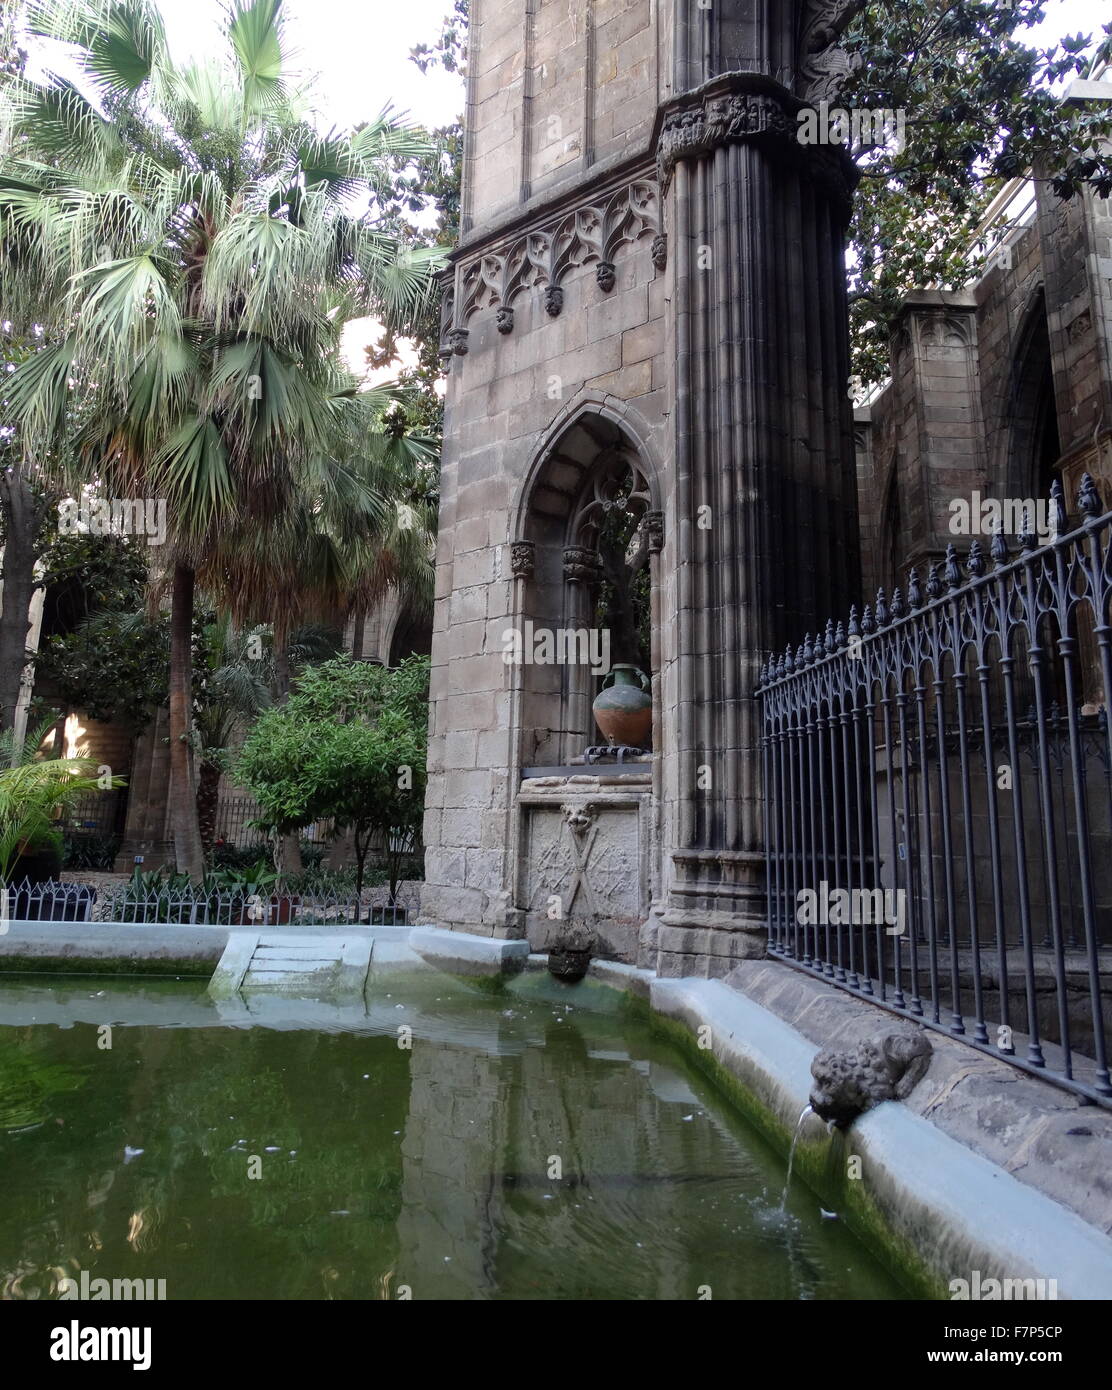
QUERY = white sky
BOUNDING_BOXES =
[1029,0,1110,49]
[156,0,465,132]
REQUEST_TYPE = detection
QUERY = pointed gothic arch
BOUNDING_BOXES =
[510,406,664,766]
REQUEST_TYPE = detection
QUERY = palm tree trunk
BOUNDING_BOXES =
[196,758,222,857]
[169,560,204,878]
[271,623,301,875]
[0,469,42,742]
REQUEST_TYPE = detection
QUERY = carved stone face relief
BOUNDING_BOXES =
[562,803,598,837]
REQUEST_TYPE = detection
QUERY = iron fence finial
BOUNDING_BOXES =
[926,562,943,599]
[1078,472,1102,520]
[1050,477,1068,536]
[907,569,923,608]
[944,543,962,589]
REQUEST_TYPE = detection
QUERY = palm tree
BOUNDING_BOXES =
[207,421,438,683]
[0,0,444,876]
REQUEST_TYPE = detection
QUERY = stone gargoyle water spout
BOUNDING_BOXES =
[546,921,597,983]
[809,1029,932,1129]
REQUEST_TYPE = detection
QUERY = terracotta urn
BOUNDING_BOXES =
[592,664,652,748]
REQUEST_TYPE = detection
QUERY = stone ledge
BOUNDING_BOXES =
[0,923,229,973]
[726,959,1112,1239]
[652,975,1112,1299]
[409,925,531,977]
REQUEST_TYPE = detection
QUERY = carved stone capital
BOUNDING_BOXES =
[510,540,535,579]
[563,545,601,584]
[645,510,664,554]
[656,75,798,186]
[655,72,857,214]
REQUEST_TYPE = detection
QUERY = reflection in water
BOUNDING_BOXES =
[0,974,908,1301]
[0,1045,86,1134]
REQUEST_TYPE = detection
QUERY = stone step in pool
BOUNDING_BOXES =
[208,931,374,998]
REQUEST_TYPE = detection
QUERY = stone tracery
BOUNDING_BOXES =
[440,180,663,357]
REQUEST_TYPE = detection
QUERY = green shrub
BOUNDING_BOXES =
[63,833,121,872]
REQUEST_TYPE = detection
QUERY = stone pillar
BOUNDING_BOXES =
[655,9,862,974]
[886,291,984,577]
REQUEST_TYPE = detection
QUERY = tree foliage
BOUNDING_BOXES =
[840,0,1112,383]
[236,654,429,897]
[1,0,446,869]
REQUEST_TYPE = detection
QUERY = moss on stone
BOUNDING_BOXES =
[650,1008,944,1300]
[0,957,215,978]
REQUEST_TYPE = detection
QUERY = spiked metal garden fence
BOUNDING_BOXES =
[758,475,1112,1107]
[3,879,412,927]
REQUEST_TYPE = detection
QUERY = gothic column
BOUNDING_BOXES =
[656,4,863,973]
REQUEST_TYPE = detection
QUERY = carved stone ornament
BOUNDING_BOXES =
[510,540,535,579]
[798,0,868,104]
[645,510,664,554]
[656,77,798,186]
[546,921,597,982]
[809,1029,932,1128]
[563,545,602,584]
[444,180,661,341]
[562,802,598,837]
[655,73,857,215]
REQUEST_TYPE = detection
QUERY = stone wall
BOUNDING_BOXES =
[859,172,1112,597]
[424,2,864,975]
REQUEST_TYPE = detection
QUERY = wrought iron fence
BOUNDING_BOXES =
[3,879,412,927]
[64,789,123,834]
[213,794,332,849]
[758,476,1112,1108]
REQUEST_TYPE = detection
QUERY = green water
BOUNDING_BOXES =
[0,970,907,1300]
